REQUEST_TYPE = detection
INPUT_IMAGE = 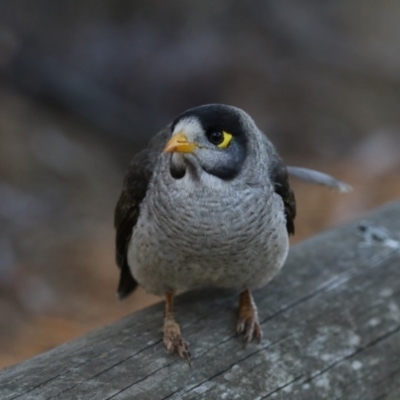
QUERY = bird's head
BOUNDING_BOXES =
[163,104,258,181]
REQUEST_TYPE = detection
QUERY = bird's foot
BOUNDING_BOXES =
[237,289,262,345]
[237,312,262,344]
[163,317,191,365]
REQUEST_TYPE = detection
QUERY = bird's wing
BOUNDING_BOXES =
[261,135,296,235]
[114,127,171,299]
[270,154,296,235]
[287,166,352,192]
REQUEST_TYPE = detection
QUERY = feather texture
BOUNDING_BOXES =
[114,127,171,298]
[287,166,352,192]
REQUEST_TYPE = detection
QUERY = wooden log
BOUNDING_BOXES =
[1,201,400,400]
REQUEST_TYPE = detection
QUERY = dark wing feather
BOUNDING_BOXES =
[270,156,296,235]
[114,127,171,299]
[263,137,296,235]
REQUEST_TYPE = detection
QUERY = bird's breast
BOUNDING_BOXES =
[129,175,289,294]
[152,181,272,251]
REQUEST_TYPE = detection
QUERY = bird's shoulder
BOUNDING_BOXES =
[114,125,171,298]
[115,126,171,232]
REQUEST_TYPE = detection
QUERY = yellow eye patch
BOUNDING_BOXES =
[217,131,233,149]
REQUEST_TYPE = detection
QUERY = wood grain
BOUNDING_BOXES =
[1,201,400,400]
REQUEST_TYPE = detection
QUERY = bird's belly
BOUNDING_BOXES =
[128,191,289,295]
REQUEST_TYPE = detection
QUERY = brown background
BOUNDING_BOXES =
[0,1,399,369]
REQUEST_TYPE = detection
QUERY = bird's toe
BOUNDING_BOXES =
[237,314,262,345]
[163,321,191,366]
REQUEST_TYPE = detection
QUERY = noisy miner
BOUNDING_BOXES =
[114,104,350,364]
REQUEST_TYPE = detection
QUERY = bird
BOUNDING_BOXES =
[114,103,350,365]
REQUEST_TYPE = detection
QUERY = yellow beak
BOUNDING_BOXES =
[163,132,198,153]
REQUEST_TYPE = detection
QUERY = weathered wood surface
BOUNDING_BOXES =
[1,202,400,400]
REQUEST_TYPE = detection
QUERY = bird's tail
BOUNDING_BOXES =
[287,166,352,193]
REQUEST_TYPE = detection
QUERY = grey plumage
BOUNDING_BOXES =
[114,128,171,299]
[115,104,295,297]
[287,166,352,192]
[128,157,289,295]
[114,104,349,361]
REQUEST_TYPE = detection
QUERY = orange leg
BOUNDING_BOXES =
[237,289,262,344]
[163,292,191,365]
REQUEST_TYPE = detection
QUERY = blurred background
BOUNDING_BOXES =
[0,0,400,369]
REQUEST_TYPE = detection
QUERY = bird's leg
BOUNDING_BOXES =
[163,292,191,365]
[237,289,262,344]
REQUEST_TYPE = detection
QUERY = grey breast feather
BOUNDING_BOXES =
[114,126,171,299]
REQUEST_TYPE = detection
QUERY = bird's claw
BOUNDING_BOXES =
[163,320,191,366]
[237,312,262,345]
[237,289,262,346]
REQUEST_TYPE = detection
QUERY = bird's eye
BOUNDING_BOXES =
[206,131,233,149]
[207,131,223,145]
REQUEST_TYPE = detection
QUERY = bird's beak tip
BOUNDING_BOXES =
[163,132,198,154]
